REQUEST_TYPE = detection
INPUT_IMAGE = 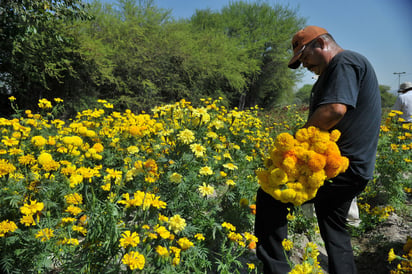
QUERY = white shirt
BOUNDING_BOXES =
[393,91,412,122]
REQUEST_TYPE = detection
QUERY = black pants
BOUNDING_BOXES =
[254,170,368,274]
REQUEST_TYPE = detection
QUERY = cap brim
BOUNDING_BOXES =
[288,54,301,69]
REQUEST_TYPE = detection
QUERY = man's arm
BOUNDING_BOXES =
[303,103,347,131]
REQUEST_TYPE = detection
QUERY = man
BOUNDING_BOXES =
[393,81,412,122]
[255,26,381,274]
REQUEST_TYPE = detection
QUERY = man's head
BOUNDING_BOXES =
[288,26,342,75]
[398,82,412,93]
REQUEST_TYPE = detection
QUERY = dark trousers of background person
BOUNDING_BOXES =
[255,170,368,274]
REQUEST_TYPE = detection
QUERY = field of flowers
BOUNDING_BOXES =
[0,97,411,273]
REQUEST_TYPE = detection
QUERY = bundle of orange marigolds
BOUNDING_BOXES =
[256,126,349,205]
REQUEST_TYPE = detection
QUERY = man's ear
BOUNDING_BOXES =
[317,37,326,49]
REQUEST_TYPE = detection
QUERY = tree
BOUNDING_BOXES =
[379,85,396,108]
[0,0,91,114]
[294,84,312,105]
[199,1,306,109]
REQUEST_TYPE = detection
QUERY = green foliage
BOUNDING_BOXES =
[0,0,91,112]
[294,84,313,105]
[191,1,306,109]
[379,85,397,108]
[1,0,308,116]
[364,110,411,208]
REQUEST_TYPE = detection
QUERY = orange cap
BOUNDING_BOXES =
[288,26,328,69]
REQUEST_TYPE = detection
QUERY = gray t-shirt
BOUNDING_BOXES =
[309,50,381,180]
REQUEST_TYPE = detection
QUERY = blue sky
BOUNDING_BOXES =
[104,0,412,92]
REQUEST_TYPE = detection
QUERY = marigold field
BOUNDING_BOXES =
[0,97,411,273]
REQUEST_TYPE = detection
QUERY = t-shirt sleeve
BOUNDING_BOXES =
[318,62,362,109]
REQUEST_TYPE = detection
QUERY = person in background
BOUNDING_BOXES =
[393,81,412,122]
[254,26,381,274]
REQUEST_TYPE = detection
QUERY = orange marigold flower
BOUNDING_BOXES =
[248,241,257,250]
[307,153,326,172]
[249,204,256,215]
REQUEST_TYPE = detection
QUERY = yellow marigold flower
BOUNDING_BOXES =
[8,96,16,101]
[0,220,18,237]
[126,145,139,154]
[295,128,310,142]
[199,166,213,175]
[119,231,140,248]
[172,256,180,266]
[37,152,53,166]
[155,245,169,257]
[287,212,296,221]
[290,262,313,274]
[59,237,79,246]
[228,231,243,243]
[122,251,145,270]
[177,237,194,250]
[92,143,104,153]
[1,136,19,147]
[329,129,341,142]
[280,189,296,204]
[35,228,54,242]
[282,238,293,251]
[206,131,218,139]
[244,232,258,243]
[20,214,36,226]
[0,159,16,177]
[388,248,397,262]
[61,217,76,223]
[282,155,297,175]
[69,174,83,188]
[101,182,111,191]
[269,168,288,187]
[64,193,83,205]
[190,143,206,157]
[168,214,186,234]
[147,232,158,239]
[223,163,238,170]
[65,205,82,216]
[169,172,183,183]
[198,183,214,197]
[274,132,295,152]
[31,135,47,147]
[247,263,256,270]
[226,179,236,186]
[151,196,167,209]
[156,226,171,239]
[7,148,22,155]
[158,214,169,223]
[54,98,63,103]
[20,200,44,215]
[308,170,327,189]
[194,233,205,241]
[72,225,87,236]
[38,98,52,109]
[222,222,236,231]
[380,125,390,132]
[177,129,195,144]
